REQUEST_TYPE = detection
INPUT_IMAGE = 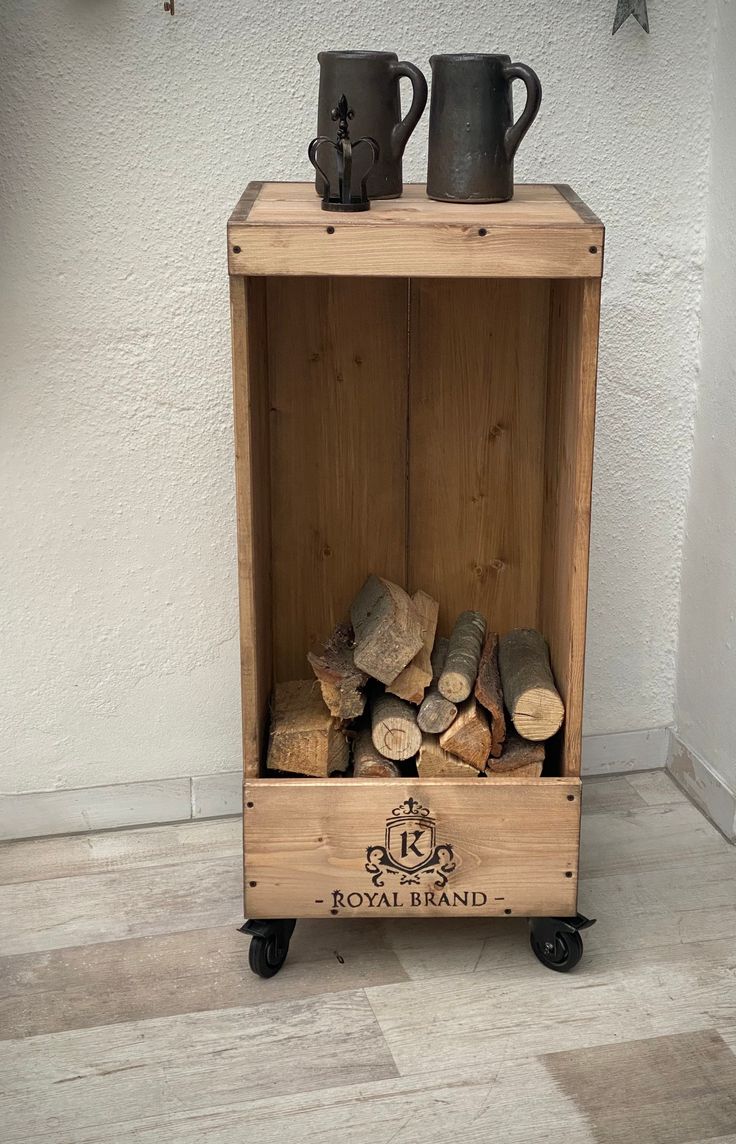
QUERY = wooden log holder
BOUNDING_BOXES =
[229,181,603,973]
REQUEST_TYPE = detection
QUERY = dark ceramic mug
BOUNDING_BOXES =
[427,53,542,203]
[316,50,428,200]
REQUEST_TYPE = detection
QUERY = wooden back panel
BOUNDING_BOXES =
[408,278,551,636]
[267,277,409,680]
[243,274,598,781]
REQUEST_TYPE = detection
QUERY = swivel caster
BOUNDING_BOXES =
[240,918,296,978]
[529,913,595,973]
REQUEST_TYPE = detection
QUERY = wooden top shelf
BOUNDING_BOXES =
[228,182,604,279]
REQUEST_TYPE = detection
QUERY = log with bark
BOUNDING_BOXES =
[439,611,486,703]
[387,590,439,703]
[416,733,479,778]
[439,696,492,771]
[351,575,424,685]
[307,621,368,720]
[417,638,458,734]
[474,631,506,758]
[371,693,422,761]
[498,629,564,741]
[352,729,401,777]
[267,680,349,777]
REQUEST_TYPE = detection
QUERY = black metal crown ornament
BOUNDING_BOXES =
[308,94,379,212]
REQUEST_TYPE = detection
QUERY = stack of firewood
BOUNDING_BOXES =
[266,575,565,780]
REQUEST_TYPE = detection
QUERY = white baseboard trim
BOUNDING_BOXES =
[1,729,674,842]
[581,727,670,775]
[0,771,243,842]
[667,733,736,842]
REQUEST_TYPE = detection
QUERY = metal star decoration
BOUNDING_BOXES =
[612,0,649,34]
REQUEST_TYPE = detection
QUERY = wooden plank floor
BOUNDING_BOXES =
[1,771,736,1143]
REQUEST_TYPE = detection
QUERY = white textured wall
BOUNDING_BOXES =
[2,0,710,794]
[676,0,736,791]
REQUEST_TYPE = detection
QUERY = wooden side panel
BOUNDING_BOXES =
[230,277,272,779]
[267,277,409,681]
[244,777,580,918]
[540,279,601,777]
[408,278,551,637]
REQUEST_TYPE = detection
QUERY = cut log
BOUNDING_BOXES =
[307,621,368,720]
[417,733,479,778]
[352,729,401,777]
[267,680,349,777]
[498,629,565,741]
[417,637,458,734]
[474,631,506,758]
[439,696,491,771]
[488,759,543,779]
[387,590,439,703]
[371,693,422,761]
[486,730,545,773]
[351,575,424,685]
[439,611,486,702]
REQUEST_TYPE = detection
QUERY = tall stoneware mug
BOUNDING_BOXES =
[427,53,542,203]
[316,50,428,199]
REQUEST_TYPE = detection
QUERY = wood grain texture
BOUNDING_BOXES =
[417,734,479,778]
[370,693,422,761]
[408,278,550,636]
[439,697,492,771]
[307,621,367,720]
[228,184,604,278]
[0,855,241,957]
[0,921,407,1041]
[231,275,272,778]
[267,277,408,681]
[244,777,580,918]
[0,991,398,1141]
[539,278,601,776]
[546,1029,736,1144]
[266,680,349,777]
[0,817,241,886]
[475,631,506,757]
[387,589,439,703]
[350,575,423,685]
[498,628,565,741]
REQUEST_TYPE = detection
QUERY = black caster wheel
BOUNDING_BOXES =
[529,914,594,974]
[240,919,296,979]
[530,927,583,972]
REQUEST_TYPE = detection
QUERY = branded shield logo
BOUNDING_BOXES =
[365,798,456,887]
[385,815,436,871]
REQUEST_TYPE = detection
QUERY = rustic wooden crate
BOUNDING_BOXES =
[229,182,603,920]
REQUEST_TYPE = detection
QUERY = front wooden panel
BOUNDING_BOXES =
[267,277,409,681]
[408,278,551,636]
[244,778,580,918]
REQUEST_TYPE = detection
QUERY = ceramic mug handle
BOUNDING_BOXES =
[502,61,542,161]
[389,60,428,160]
